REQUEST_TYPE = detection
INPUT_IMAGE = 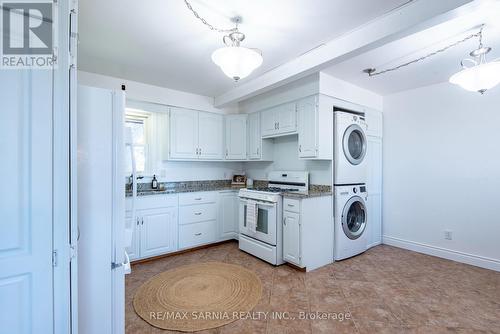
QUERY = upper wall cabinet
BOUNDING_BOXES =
[169,107,223,160]
[261,102,297,137]
[225,114,247,160]
[198,112,224,160]
[247,112,273,161]
[297,95,333,160]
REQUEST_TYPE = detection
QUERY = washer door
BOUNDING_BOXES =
[342,124,367,165]
[341,196,367,240]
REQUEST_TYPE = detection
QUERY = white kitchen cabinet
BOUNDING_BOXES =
[218,191,239,240]
[261,102,297,137]
[225,114,247,160]
[169,108,223,160]
[282,195,333,271]
[297,95,333,159]
[283,211,301,265]
[169,107,199,159]
[367,135,382,248]
[297,96,318,158]
[139,207,178,258]
[247,112,273,161]
[199,112,224,160]
[247,112,261,159]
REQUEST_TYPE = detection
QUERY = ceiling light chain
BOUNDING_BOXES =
[364,26,484,77]
[183,0,237,33]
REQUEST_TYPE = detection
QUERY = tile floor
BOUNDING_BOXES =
[126,241,500,333]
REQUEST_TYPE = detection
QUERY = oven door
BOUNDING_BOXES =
[239,199,277,246]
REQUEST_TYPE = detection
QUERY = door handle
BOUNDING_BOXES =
[137,217,140,226]
[141,218,144,225]
[299,145,301,153]
[283,217,287,226]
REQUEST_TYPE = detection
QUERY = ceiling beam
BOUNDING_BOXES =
[214,0,482,107]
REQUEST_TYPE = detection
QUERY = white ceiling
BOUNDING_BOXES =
[324,1,500,96]
[78,0,411,97]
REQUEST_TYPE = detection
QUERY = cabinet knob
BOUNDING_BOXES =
[195,233,202,236]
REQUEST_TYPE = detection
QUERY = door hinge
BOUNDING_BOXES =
[70,244,77,260]
[52,250,58,267]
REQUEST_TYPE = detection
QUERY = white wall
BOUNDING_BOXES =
[245,135,332,185]
[78,71,238,114]
[383,81,500,271]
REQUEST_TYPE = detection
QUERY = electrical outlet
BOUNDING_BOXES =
[444,230,453,240]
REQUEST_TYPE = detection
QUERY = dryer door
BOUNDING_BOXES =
[342,124,367,165]
[341,196,367,240]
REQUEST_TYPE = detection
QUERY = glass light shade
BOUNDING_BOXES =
[449,61,500,93]
[212,46,263,81]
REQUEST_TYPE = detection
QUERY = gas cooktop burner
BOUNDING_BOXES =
[250,187,299,193]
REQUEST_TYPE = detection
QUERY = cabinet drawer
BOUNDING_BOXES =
[179,220,216,249]
[283,198,300,213]
[179,203,216,225]
[179,192,217,206]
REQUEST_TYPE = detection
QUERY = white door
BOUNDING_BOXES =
[261,108,277,137]
[125,217,140,260]
[297,97,317,158]
[170,107,198,159]
[219,192,238,240]
[198,112,223,160]
[140,208,177,258]
[277,103,297,134]
[225,115,247,160]
[247,112,261,159]
[0,71,55,333]
[283,212,301,265]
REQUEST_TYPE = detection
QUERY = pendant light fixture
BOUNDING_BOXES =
[449,27,500,94]
[184,1,263,81]
[363,25,500,94]
[211,26,263,82]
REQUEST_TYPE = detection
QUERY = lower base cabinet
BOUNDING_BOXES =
[218,190,239,240]
[179,220,216,249]
[283,211,301,265]
[140,208,178,258]
[282,195,333,271]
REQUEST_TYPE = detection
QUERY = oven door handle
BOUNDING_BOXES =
[240,199,276,207]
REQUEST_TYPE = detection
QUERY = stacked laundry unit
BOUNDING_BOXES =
[333,110,369,260]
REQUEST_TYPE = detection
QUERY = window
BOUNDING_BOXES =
[125,112,148,175]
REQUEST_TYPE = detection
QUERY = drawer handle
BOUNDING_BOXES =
[287,204,295,207]
[194,198,202,200]
[194,212,202,215]
[195,233,202,236]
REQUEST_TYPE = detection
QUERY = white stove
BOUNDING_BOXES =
[238,171,309,265]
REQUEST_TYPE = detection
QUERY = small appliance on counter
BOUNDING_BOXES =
[246,178,254,188]
[231,174,247,187]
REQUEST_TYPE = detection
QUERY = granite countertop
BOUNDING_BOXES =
[126,180,244,197]
[126,180,332,198]
[282,190,333,199]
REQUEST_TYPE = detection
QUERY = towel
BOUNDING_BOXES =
[246,200,258,233]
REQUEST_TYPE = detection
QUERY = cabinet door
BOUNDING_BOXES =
[277,103,297,134]
[140,208,177,258]
[297,97,318,158]
[199,112,224,160]
[261,108,277,137]
[219,192,239,240]
[170,107,198,159]
[247,112,261,159]
[283,212,301,265]
[225,115,247,160]
[125,217,140,260]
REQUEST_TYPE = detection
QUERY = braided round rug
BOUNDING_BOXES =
[133,261,262,332]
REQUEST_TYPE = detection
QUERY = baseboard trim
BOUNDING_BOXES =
[367,240,382,249]
[382,235,500,272]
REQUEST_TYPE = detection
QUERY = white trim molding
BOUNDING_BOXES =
[383,235,500,272]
